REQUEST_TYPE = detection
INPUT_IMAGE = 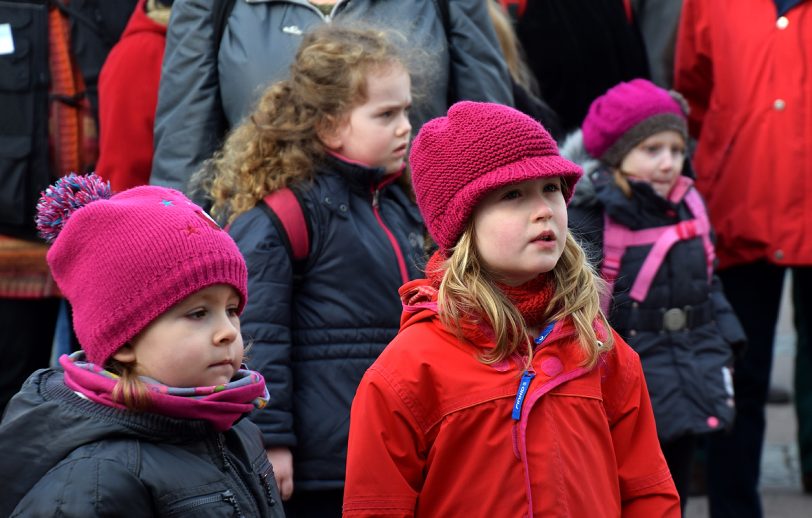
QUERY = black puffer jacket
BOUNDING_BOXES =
[568,164,746,443]
[0,368,284,517]
[228,156,424,491]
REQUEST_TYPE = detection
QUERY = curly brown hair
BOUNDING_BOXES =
[205,24,410,224]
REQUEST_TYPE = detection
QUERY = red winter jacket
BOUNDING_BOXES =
[96,0,166,192]
[674,0,812,269]
[344,279,679,517]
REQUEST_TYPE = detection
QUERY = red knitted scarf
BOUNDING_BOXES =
[425,251,556,328]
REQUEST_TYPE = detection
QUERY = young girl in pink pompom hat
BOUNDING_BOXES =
[344,101,680,517]
[563,78,745,510]
[0,174,284,517]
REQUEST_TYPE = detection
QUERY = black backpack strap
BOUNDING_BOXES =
[431,0,456,105]
[212,0,238,53]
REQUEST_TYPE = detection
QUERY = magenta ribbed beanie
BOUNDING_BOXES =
[409,101,582,252]
[39,179,247,366]
[582,79,688,166]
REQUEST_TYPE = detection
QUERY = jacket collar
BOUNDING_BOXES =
[320,152,402,194]
[593,168,693,229]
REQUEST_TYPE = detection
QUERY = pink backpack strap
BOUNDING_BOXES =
[628,187,715,302]
[263,188,310,261]
[600,215,667,314]
[683,187,716,282]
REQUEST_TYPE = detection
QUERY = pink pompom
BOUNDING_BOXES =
[35,173,112,243]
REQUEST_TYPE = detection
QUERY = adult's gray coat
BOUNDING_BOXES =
[150,0,513,192]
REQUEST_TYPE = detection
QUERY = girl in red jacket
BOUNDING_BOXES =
[344,101,681,517]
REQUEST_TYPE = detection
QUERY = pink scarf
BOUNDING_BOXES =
[60,353,269,431]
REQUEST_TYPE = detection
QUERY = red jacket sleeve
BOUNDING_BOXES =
[674,0,713,138]
[602,332,681,517]
[344,366,425,518]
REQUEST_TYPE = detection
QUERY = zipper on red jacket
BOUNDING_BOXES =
[511,322,556,420]
[513,322,593,515]
[371,184,410,284]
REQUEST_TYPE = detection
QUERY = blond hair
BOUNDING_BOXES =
[438,226,612,369]
[206,25,409,224]
[487,0,539,94]
[107,359,152,411]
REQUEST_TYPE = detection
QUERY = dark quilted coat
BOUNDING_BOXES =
[0,368,283,518]
[228,156,424,491]
[568,166,745,442]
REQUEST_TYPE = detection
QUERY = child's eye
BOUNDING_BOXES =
[187,309,207,320]
[227,306,240,318]
[379,110,394,118]
[544,183,560,192]
[501,189,521,200]
[644,145,662,154]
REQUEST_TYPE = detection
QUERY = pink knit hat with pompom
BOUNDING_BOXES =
[36,174,248,366]
[582,78,688,166]
[409,101,582,252]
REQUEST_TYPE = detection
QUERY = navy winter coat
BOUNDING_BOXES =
[228,156,424,491]
[568,166,746,442]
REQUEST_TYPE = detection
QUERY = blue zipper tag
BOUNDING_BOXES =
[512,370,536,420]
[534,321,556,346]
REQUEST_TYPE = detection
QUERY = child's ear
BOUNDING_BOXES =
[112,343,136,363]
[316,116,343,151]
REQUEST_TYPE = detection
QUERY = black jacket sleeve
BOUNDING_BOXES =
[229,208,297,449]
[447,0,514,105]
[709,274,747,354]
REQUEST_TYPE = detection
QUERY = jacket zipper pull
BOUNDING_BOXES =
[512,370,536,420]
[534,321,556,346]
[372,188,380,209]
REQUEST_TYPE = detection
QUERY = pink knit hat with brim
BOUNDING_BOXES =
[582,78,688,166]
[409,101,583,252]
[36,174,248,366]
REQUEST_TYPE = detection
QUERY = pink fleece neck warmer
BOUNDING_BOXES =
[60,353,268,432]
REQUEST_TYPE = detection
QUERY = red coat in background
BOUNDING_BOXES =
[96,0,167,193]
[674,0,812,269]
[343,279,680,517]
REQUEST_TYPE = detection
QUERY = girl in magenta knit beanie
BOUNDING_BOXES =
[0,174,283,517]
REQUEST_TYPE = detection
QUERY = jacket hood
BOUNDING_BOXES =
[0,368,214,516]
[559,129,603,210]
[398,278,502,350]
[121,0,168,40]
[399,278,441,331]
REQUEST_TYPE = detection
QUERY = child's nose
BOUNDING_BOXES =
[215,316,239,345]
[397,114,411,136]
[533,196,554,220]
[660,150,681,170]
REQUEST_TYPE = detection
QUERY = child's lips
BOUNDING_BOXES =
[532,230,556,243]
